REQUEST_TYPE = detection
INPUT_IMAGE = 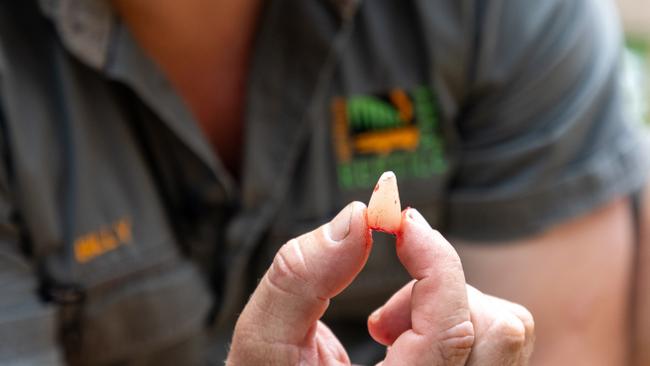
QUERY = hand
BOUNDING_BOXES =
[226,202,535,365]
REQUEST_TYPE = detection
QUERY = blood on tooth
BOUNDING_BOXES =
[369,225,398,236]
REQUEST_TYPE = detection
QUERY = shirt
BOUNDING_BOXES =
[0,0,648,364]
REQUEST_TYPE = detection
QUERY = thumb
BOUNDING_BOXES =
[232,201,371,346]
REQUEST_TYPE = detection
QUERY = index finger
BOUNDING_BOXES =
[382,208,473,365]
[396,208,470,335]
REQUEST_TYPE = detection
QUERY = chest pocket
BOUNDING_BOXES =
[70,102,214,365]
[29,90,189,291]
[7,79,212,363]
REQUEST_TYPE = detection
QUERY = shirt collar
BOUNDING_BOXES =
[38,0,114,70]
[38,0,361,71]
[37,0,362,202]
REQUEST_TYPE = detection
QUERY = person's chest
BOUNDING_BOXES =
[0,0,468,362]
[186,65,247,180]
[112,0,264,181]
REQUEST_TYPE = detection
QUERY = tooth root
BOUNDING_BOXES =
[367,171,402,233]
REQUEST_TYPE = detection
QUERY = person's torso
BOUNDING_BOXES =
[0,0,475,363]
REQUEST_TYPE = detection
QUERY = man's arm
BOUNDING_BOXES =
[441,1,649,362]
[455,196,633,365]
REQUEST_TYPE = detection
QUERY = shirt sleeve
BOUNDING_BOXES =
[444,0,650,241]
[0,80,64,364]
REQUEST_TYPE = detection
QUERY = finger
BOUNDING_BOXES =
[478,289,535,364]
[466,285,533,366]
[233,201,371,346]
[397,209,470,334]
[367,280,415,346]
[315,321,350,365]
[384,208,473,365]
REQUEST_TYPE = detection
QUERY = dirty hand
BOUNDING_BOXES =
[226,202,534,365]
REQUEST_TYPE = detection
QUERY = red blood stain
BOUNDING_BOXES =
[373,183,380,192]
[365,206,411,241]
[394,209,411,248]
[368,225,398,236]
[363,209,373,249]
[365,228,373,249]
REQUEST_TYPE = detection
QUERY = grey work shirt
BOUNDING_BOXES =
[1,0,649,364]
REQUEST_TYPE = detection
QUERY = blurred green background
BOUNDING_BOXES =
[619,0,649,124]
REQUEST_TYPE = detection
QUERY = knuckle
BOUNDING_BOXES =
[438,320,475,362]
[228,328,301,366]
[267,239,311,295]
[513,305,535,337]
[489,315,527,351]
[501,300,535,338]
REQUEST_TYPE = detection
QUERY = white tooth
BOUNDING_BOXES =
[367,171,401,233]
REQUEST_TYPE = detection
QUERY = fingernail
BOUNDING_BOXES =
[407,208,429,226]
[329,203,355,241]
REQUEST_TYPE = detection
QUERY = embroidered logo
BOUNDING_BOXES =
[74,218,133,263]
[331,86,447,190]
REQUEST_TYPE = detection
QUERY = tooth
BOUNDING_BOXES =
[367,171,401,234]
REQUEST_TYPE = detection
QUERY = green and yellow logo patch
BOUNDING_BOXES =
[332,86,447,190]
